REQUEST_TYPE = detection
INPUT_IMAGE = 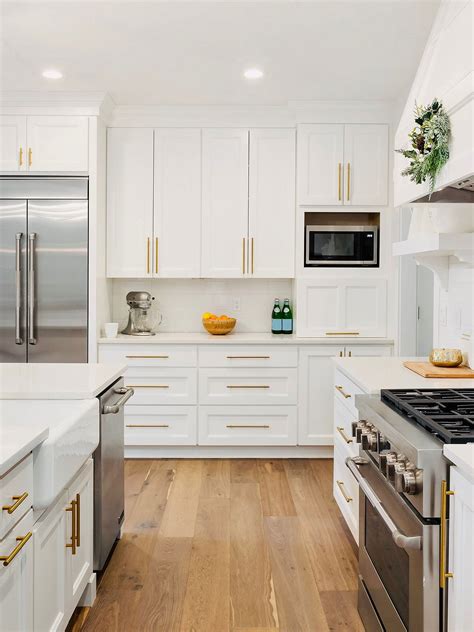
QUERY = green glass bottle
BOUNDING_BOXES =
[281,298,293,334]
[271,299,282,334]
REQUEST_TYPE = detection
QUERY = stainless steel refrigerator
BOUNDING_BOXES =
[0,177,88,362]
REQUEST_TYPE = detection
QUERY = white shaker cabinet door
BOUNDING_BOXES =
[154,129,201,277]
[344,124,388,206]
[297,124,344,205]
[26,116,89,172]
[201,129,249,277]
[249,129,296,278]
[107,128,154,277]
[0,115,27,172]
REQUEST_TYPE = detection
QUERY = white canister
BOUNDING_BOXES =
[104,322,119,338]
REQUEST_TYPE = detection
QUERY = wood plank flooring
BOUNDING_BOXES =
[68,459,363,632]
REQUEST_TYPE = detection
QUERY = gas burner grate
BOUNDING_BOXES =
[381,388,474,443]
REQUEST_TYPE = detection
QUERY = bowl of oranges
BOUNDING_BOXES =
[202,312,236,335]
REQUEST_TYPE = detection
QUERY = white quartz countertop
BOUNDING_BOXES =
[444,444,474,483]
[333,356,474,393]
[0,363,126,399]
[99,332,394,346]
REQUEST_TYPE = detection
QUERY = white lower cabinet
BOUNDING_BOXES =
[199,368,297,405]
[125,406,197,446]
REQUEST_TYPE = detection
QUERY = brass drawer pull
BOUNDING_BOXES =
[155,237,159,274]
[2,492,29,514]
[242,237,246,274]
[126,424,170,428]
[66,499,77,555]
[19,147,23,167]
[28,148,32,167]
[251,237,254,274]
[326,331,359,336]
[347,162,351,201]
[226,424,270,429]
[125,355,169,359]
[338,162,342,201]
[226,385,270,389]
[127,384,169,389]
[76,493,81,548]
[146,237,150,274]
[440,480,454,588]
[0,532,32,567]
[226,355,270,359]
[336,480,353,503]
[336,426,353,444]
[335,385,351,399]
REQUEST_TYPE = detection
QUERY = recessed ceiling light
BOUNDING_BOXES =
[243,68,263,80]
[42,69,63,80]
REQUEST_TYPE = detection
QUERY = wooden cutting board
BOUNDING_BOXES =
[404,361,474,378]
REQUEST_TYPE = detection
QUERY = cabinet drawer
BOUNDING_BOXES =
[199,368,297,405]
[334,398,359,458]
[333,440,359,540]
[0,454,34,540]
[334,369,364,415]
[199,346,298,368]
[199,406,297,446]
[125,406,197,446]
[99,344,197,367]
[124,368,197,405]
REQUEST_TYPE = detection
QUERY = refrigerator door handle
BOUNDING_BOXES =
[15,233,23,345]
[28,233,37,345]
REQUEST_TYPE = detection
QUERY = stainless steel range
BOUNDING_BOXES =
[347,388,474,632]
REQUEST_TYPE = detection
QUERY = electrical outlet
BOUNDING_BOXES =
[439,304,448,327]
[233,298,241,312]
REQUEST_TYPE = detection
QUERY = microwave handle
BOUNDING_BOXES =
[346,457,422,551]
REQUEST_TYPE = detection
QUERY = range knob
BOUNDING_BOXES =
[386,454,405,483]
[353,421,372,443]
[378,434,390,452]
[379,450,396,473]
[393,461,408,491]
[361,430,378,451]
[401,467,422,495]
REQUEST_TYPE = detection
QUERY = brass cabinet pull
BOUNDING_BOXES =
[28,148,32,167]
[326,331,360,336]
[146,238,150,274]
[226,355,270,359]
[336,480,353,503]
[336,426,353,444]
[338,162,342,201]
[2,492,29,514]
[348,350,352,357]
[125,355,169,359]
[19,147,23,167]
[339,350,343,357]
[75,493,81,548]
[66,499,77,555]
[126,424,170,428]
[335,385,351,399]
[242,237,246,274]
[155,237,159,274]
[0,532,32,567]
[226,385,270,389]
[440,480,454,588]
[347,163,351,201]
[226,424,270,429]
[127,384,169,389]
[251,237,254,274]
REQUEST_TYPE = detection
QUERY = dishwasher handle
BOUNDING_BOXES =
[102,387,134,415]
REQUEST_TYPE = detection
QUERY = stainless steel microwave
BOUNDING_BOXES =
[305,225,379,267]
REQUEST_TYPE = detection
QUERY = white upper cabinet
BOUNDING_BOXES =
[297,123,388,206]
[0,116,27,171]
[107,128,154,278]
[249,129,296,278]
[298,124,344,206]
[154,129,201,278]
[201,129,249,278]
[26,116,89,172]
[344,125,388,206]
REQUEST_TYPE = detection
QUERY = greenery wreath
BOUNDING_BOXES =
[396,98,451,195]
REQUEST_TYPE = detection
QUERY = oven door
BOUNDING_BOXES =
[305,225,378,266]
[346,457,440,632]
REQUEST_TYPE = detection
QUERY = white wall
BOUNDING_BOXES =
[435,260,474,351]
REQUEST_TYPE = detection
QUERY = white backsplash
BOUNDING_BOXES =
[110,278,294,334]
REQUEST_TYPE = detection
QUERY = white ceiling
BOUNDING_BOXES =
[0,1,440,106]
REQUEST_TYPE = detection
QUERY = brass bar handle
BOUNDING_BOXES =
[347,162,351,201]
[2,492,29,515]
[226,385,270,389]
[336,480,353,503]
[242,237,246,275]
[226,424,270,429]
[326,331,360,336]
[66,499,77,555]
[0,532,32,567]
[226,355,270,359]
[126,424,170,428]
[251,237,254,274]
[126,355,169,359]
[339,351,343,357]
[348,350,352,357]
[19,147,23,167]
[338,162,342,201]
[146,238,150,274]
[28,148,32,167]
[75,493,81,548]
[155,237,159,275]
[336,426,353,444]
[335,385,351,399]
[440,480,454,588]
[127,384,169,389]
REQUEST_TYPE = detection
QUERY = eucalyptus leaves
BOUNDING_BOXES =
[397,99,451,195]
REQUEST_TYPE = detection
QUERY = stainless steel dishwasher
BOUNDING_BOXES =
[94,378,134,570]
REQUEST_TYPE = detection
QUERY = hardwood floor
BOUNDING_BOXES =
[68,459,363,632]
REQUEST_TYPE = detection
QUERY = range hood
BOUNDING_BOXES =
[412,175,474,203]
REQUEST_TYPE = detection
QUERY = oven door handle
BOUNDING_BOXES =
[346,457,422,551]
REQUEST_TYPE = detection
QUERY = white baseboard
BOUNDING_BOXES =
[124,445,333,459]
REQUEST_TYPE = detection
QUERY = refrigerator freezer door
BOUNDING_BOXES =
[0,201,27,362]
[27,199,88,362]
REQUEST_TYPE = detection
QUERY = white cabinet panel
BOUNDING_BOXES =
[297,124,344,205]
[0,453,33,540]
[342,280,387,337]
[333,437,358,541]
[0,116,26,172]
[249,129,296,277]
[26,116,88,172]
[344,125,388,206]
[334,398,359,459]
[125,406,197,446]
[124,367,197,405]
[298,346,341,445]
[201,129,249,277]
[99,344,197,368]
[199,368,297,405]
[296,280,341,337]
[199,405,297,446]
[154,129,201,277]
[198,345,298,368]
[107,128,154,277]
[0,510,34,632]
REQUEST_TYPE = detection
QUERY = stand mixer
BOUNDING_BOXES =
[121,291,158,336]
